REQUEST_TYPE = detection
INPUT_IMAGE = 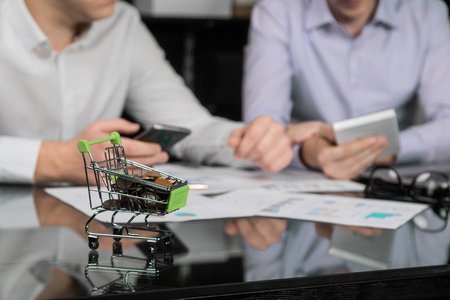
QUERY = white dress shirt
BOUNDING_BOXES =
[0,0,246,183]
[244,0,450,167]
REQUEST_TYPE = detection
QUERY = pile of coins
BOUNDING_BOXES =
[102,170,182,213]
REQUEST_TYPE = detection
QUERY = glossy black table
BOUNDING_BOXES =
[1,184,450,299]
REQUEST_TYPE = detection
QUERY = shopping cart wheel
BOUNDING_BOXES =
[165,236,173,249]
[146,257,156,269]
[88,250,99,264]
[113,227,123,241]
[147,242,156,255]
[88,236,99,250]
[164,252,174,264]
[113,241,123,255]
[156,236,173,251]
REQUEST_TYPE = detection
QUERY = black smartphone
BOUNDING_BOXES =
[134,124,191,151]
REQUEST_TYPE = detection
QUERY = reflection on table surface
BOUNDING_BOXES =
[0,182,449,299]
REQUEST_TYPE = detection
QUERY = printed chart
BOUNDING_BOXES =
[154,163,364,194]
[256,191,427,229]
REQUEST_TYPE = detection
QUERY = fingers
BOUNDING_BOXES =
[225,220,238,235]
[129,151,170,166]
[375,154,396,166]
[78,119,170,169]
[286,121,323,144]
[92,118,141,136]
[121,138,162,156]
[75,119,141,144]
[299,133,334,169]
[342,226,383,236]
[229,116,293,172]
[263,150,294,173]
[246,124,292,172]
[232,116,277,159]
[224,218,287,250]
[322,145,386,179]
[325,136,383,161]
[121,138,169,165]
[244,124,280,161]
[317,136,388,179]
[318,124,335,142]
[315,224,382,240]
[253,139,293,173]
[315,223,334,239]
[228,127,244,148]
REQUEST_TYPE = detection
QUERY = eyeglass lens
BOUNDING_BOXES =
[366,167,404,199]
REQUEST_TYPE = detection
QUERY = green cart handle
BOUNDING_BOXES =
[78,131,122,153]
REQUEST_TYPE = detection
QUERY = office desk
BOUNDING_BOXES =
[1,176,450,299]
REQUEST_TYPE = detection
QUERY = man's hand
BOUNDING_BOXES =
[315,223,382,240]
[228,116,293,173]
[300,124,393,179]
[286,121,324,144]
[34,118,170,185]
[225,218,287,250]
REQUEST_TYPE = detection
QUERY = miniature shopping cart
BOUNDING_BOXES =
[86,250,174,295]
[78,132,189,254]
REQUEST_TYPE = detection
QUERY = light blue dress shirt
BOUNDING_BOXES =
[244,0,450,167]
[244,209,450,281]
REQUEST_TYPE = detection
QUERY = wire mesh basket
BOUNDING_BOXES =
[78,132,189,251]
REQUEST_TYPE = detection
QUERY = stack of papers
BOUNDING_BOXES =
[46,163,428,229]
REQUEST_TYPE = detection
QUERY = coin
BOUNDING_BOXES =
[103,200,121,210]
[142,170,160,180]
[154,178,173,187]
[116,177,133,190]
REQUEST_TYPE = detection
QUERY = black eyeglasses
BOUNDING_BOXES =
[364,166,450,233]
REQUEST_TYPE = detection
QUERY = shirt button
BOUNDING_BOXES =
[34,43,52,58]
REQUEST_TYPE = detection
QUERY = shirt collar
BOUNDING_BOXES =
[305,0,398,31]
[7,0,97,54]
[7,0,49,52]
[371,0,398,29]
[305,0,336,31]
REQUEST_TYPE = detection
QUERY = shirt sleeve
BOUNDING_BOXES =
[244,1,307,169]
[0,137,42,183]
[398,1,450,164]
[243,1,294,126]
[124,14,254,168]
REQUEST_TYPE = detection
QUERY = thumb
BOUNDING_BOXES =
[319,124,335,142]
[228,127,245,148]
[290,131,318,144]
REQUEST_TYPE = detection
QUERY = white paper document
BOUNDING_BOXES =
[46,187,427,230]
[251,190,427,229]
[150,163,364,194]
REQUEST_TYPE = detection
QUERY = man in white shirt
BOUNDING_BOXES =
[0,0,292,250]
[0,0,293,185]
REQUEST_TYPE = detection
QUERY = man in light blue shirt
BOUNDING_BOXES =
[244,0,450,179]
[240,0,450,274]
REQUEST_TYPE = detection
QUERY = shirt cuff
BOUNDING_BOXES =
[289,143,316,170]
[397,130,427,164]
[0,137,42,183]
